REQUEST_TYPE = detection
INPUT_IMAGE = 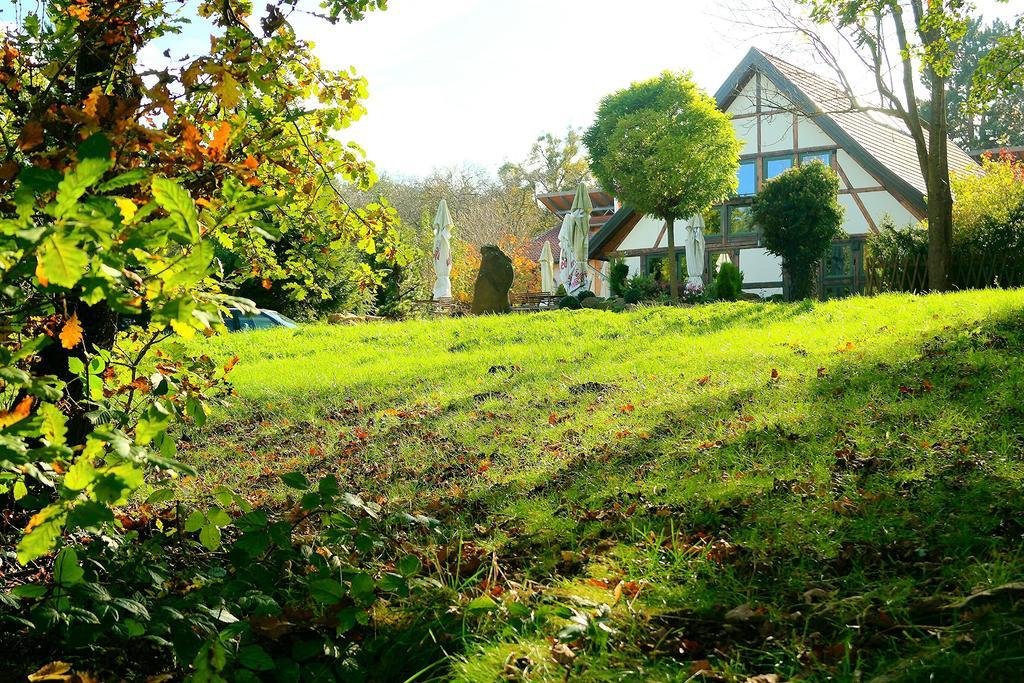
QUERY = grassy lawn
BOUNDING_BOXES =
[181,290,1024,682]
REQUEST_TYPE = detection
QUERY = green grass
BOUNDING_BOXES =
[183,291,1024,682]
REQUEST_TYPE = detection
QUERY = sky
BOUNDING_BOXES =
[1,0,1019,179]
[289,0,1019,179]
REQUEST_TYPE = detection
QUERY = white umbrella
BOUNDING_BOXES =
[560,181,593,295]
[431,199,453,300]
[685,213,707,287]
[539,240,556,293]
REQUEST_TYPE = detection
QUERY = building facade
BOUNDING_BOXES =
[587,48,979,299]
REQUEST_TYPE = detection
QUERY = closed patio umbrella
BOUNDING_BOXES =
[431,199,453,300]
[540,240,556,293]
[685,213,707,287]
[560,181,593,295]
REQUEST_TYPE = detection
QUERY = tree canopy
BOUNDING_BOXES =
[584,71,739,298]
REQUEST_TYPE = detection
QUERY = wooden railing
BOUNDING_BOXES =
[865,252,1024,295]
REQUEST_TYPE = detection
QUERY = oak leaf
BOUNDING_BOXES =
[60,313,83,349]
[0,396,33,429]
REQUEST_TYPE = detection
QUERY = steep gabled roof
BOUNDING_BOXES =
[589,48,980,260]
[717,48,978,207]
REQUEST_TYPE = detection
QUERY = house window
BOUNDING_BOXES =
[763,155,793,181]
[727,205,757,237]
[800,151,832,167]
[736,160,756,196]
[645,252,688,282]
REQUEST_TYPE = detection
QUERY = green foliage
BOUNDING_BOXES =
[622,274,662,304]
[867,215,930,264]
[711,262,744,302]
[575,290,597,303]
[584,71,740,223]
[952,153,1024,251]
[555,283,567,296]
[558,295,581,310]
[970,16,1024,121]
[753,162,844,301]
[3,472,422,680]
[608,259,629,297]
[919,18,1024,149]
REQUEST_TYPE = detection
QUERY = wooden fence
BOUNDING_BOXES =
[865,252,1024,295]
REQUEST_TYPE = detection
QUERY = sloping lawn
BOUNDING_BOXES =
[183,291,1024,682]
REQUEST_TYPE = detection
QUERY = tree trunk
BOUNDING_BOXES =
[926,70,954,292]
[665,216,679,301]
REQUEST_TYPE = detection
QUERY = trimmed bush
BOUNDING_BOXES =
[575,289,597,303]
[558,296,582,310]
[713,262,744,301]
[609,260,629,296]
[753,162,844,300]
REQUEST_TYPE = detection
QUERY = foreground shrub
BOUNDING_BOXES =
[575,289,597,303]
[710,262,744,301]
[753,163,845,300]
[622,275,661,304]
[1,473,424,680]
[609,259,629,296]
[558,296,582,310]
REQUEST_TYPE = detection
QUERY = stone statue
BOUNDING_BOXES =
[471,245,514,315]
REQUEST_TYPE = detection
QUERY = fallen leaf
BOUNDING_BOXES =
[550,643,576,667]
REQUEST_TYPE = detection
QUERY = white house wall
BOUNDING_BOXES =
[616,215,665,251]
[797,116,833,148]
[858,190,918,228]
[760,113,794,152]
[836,150,877,188]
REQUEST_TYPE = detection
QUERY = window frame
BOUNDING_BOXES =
[762,154,794,182]
[736,159,757,197]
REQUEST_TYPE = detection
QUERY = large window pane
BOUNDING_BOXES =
[823,243,853,279]
[727,205,756,236]
[800,151,832,167]
[646,252,688,282]
[763,156,793,180]
[737,160,756,196]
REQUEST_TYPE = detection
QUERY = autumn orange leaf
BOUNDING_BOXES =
[242,155,259,170]
[208,121,232,161]
[697,375,710,386]
[224,355,240,373]
[619,403,634,413]
[0,396,33,429]
[770,368,779,380]
[17,121,44,151]
[60,313,83,349]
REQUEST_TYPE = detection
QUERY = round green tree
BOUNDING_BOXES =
[752,162,845,301]
[584,71,740,299]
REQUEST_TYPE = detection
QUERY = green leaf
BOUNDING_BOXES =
[63,459,96,491]
[96,168,148,193]
[36,232,88,288]
[280,472,310,490]
[207,507,231,527]
[16,506,65,564]
[466,595,498,612]
[397,554,421,578]
[199,523,221,551]
[67,357,86,375]
[12,583,48,598]
[55,156,113,218]
[13,480,28,501]
[151,176,200,243]
[238,644,275,671]
[309,578,344,605]
[54,547,84,585]
[39,403,67,446]
[184,510,206,532]
[135,405,171,445]
[146,488,176,504]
